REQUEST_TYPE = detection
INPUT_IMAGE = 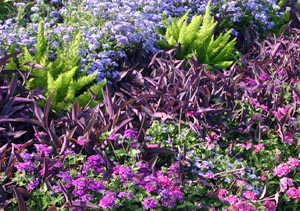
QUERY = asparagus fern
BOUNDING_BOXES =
[20,22,106,111]
[159,0,237,69]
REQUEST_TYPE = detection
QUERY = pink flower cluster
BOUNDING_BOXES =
[286,187,300,199]
[280,177,293,192]
[273,163,291,177]
[273,157,300,177]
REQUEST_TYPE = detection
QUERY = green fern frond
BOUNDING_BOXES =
[73,72,98,92]
[210,37,236,64]
[176,12,189,29]
[22,47,34,64]
[63,32,81,70]
[202,0,213,28]
[178,14,202,58]
[162,13,171,32]
[206,30,232,60]
[35,22,47,64]
[53,66,78,102]
[47,58,65,78]
[15,22,106,113]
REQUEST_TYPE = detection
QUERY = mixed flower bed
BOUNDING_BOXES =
[0,0,300,210]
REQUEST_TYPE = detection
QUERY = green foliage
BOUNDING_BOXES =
[146,120,198,147]
[269,6,290,36]
[159,0,237,69]
[0,0,15,21]
[20,22,106,111]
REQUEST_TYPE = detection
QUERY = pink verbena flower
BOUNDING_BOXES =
[254,143,265,152]
[243,191,257,200]
[287,157,300,168]
[229,201,257,211]
[273,163,291,177]
[157,175,171,187]
[280,177,293,192]
[224,195,239,204]
[218,189,228,199]
[286,187,300,199]
[283,133,293,144]
[264,200,276,211]
[261,175,267,181]
[205,171,215,179]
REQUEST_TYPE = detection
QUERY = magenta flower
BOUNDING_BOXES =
[99,191,117,209]
[118,192,127,198]
[286,187,300,199]
[218,189,228,199]
[236,179,248,187]
[243,191,257,200]
[27,178,39,191]
[143,197,157,210]
[123,129,138,139]
[287,157,300,168]
[15,161,36,173]
[280,177,293,192]
[34,144,52,156]
[228,201,256,211]
[77,137,90,146]
[264,200,276,211]
[283,133,294,144]
[113,165,133,184]
[204,171,215,179]
[108,132,118,141]
[258,72,269,81]
[80,194,94,202]
[273,163,291,177]
[224,195,239,204]
[254,143,265,152]
[157,175,171,187]
[272,107,288,121]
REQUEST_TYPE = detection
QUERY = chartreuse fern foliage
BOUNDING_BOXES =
[20,22,106,111]
[159,0,237,69]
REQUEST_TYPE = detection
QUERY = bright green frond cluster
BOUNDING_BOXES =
[159,0,237,69]
[19,22,106,111]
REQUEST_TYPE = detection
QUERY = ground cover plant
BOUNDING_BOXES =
[1,0,300,211]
